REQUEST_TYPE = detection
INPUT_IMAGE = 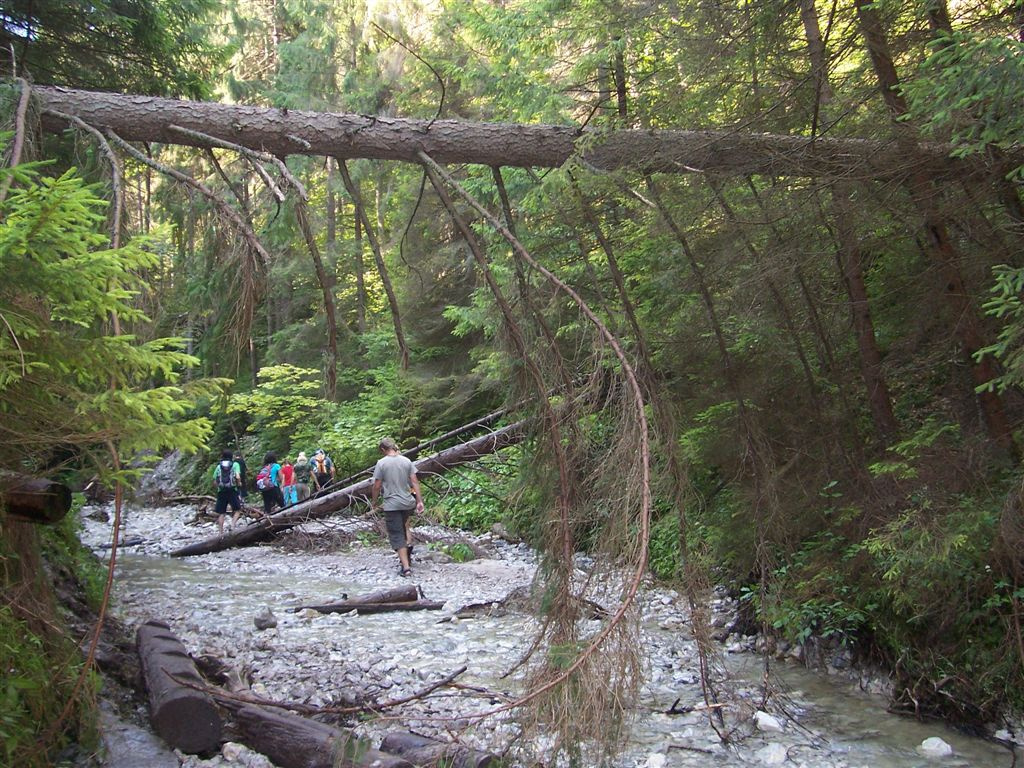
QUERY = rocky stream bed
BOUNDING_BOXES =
[78,496,1022,768]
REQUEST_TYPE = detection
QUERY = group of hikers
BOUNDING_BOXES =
[211,437,424,577]
[211,448,337,532]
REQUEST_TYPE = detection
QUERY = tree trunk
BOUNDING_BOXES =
[798,0,899,444]
[136,620,222,754]
[232,705,412,768]
[33,86,1003,181]
[379,732,497,768]
[170,419,526,557]
[855,0,1017,459]
[294,202,339,400]
[0,478,72,524]
[296,600,445,616]
[338,161,410,369]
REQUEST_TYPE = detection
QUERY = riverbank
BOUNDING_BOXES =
[79,499,1020,767]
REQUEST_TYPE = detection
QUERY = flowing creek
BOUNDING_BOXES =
[80,502,1019,768]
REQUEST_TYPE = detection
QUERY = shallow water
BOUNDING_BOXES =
[93,508,1019,768]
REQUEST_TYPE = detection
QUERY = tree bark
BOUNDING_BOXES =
[0,478,72,524]
[136,620,223,754]
[294,201,339,400]
[296,600,445,616]
[170,420,526,557]
[232,705,412,768]
[379,732,497,767]
[32,86,1003,181]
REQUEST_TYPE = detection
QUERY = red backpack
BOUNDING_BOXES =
[255,464,274,490]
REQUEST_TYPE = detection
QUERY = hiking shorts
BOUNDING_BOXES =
[215,488,242,515]
[383,508,413,550]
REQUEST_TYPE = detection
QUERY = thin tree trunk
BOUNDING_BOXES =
[337,161,409,369]
[294,202,338,400]
[855,0,1017,460]
[799,0,900,444]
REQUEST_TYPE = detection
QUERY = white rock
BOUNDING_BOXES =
[918,736,953,757]
[755,743,789,764]
[754,711,784,732]
[645,753,667,768]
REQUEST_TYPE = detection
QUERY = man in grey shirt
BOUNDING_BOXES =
[371,437,424,577]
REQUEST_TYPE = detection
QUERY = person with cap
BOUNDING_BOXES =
[370,437,424,577]
[311,448,335,493]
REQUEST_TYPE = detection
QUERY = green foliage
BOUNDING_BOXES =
[442,541,476,563]
[0,159,221,482]
[427,463,507,533]
[868,418,960,480]
[975,265,1024,394]
[647,512,681,580]
[0,1,228,97]
[39,496,106,610]
[906,33,1024,179]
[227,363,322,450]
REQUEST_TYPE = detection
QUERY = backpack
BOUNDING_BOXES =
[255,464,274,490]
[216,460,235,489]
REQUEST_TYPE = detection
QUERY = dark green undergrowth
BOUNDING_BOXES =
[1,497,103,767]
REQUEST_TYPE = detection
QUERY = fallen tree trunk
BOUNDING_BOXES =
[136,620,222,754]
[233,705,412,768]
[379,732,498,768]
[0,478,72,524]
[171,420,526,557]
[297,600,445,616]
[33,86,994,181]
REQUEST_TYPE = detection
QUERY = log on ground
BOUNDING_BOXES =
[380,731,498,767]
[298,600,445,616]
[233,704,412,768]
[0,478,72,524]
[136,620,222,753]
[171,420,526,557]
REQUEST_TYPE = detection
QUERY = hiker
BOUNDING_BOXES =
[370,437,424,578]
[212,449,242,535]
[293,451,312,502]
[280,457,296,506]
[311,448,335,493]
[255,451,285,517]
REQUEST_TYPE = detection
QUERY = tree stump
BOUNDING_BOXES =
[136,620,222,753]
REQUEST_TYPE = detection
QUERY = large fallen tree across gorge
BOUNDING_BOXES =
[32,86,997,182]
[170,421,526,558]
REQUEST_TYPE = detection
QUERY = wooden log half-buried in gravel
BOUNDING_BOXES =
[233,704,413,768]
[379,731,499,767]
[136,620,222,754]
[297,599,446,616]
[170,419,526,558]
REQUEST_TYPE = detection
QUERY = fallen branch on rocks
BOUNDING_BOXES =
[295,585,444,615]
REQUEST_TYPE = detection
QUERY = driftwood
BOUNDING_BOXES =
[295,584,441,615]
[233,705,412,768]
[0,478,72,524]
[300,600,445,616]
[136,620,222,753]
[171,420,526,558]
[379,732,498,768]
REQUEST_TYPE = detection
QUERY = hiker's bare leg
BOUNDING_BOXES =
[397,546,411,571]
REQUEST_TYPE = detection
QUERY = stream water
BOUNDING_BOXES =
[83,502,1020,768]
